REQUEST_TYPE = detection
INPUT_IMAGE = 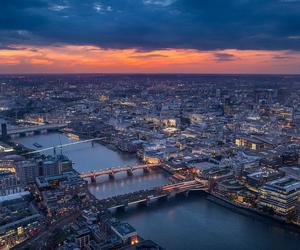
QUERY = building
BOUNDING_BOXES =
[36,171,87,218]
[143,150,162,164]
[38,155,72,176]
[35,171,85,190]
[0,191,43,249]
[1,123,7,140]
[111,221,138,245]
[279,166,300,180]
[0,171,22,195]
[259,177,300,217]
[57,155,72,173]
[0,159,15,172]
[74,227,90,248]
[244,168,283,188]
[235,136,274,151]
[121,240,165,250]
[39,159,59,177]
[15,160,38,185]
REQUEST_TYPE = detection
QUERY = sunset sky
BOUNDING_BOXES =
[1,0,300,74]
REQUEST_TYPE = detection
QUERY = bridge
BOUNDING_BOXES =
[22,138,103,155]
[97,179,208,210]
[161,179,208,192]
[80,164,164,183]
[7,124,67,138]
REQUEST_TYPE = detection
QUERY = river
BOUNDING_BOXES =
[12,132,170,199]
[118,194,300,250]
[12,132,300,250]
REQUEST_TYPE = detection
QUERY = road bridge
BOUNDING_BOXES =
[80,164,163,182]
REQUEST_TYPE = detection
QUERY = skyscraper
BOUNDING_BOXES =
[1,123,7,139]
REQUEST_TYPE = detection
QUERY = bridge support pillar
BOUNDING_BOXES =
[167,192,176,200]
[143,167,150,174]
[127,169,133,176]
[116,206,126,212]
[109,173,115,180]
[158,195,168,202]
[34,130,41,135]
[91,175,96,183]
[138,200,149,207]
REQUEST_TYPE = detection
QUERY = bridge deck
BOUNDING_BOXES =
[80,164,163,178]
[97,180,207,209]
[8,124,67,135]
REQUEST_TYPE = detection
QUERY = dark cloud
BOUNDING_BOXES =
[129,54,169,59]
[214,53,236,62]
[0,0,300,51]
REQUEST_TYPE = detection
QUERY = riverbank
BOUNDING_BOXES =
[11,131,139,167]
[206,193,300,233]
[118,192,300,250]
[67,129,138,153]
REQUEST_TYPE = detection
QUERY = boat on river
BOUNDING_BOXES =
[33,142,42,148]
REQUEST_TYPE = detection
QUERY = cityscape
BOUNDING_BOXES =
[1,1,300,250]
[1,74,300,249]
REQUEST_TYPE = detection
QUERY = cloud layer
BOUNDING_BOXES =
[1,45,300,74]
[1,0,300,51]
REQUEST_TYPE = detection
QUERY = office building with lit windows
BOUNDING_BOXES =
[235,136,275,151]
[259,177,300,217]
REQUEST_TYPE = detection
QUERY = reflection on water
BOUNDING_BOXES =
[88,169,169,199]
[10,132,300,250]
[118,194,300,250]
[13,132,139,172]
[12,132,170,198]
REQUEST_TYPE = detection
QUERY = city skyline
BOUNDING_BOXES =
[2,2,300,249]
[1,74,300,249]
[1,0,300,74]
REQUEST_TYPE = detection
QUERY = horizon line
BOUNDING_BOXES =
[1,72,300,76]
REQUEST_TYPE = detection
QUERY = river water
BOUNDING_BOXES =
[12,132,169,199]
[118,195,300,250]
[12,132,300,250]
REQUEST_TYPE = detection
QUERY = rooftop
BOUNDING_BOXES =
[0,191,30,203]
[111,222,136,237]
[265,177,300,192]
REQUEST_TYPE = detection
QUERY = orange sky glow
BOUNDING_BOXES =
[0,45,300,74]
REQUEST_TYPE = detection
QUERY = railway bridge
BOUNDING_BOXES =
[97,179,208,210]
[7,124,67,138]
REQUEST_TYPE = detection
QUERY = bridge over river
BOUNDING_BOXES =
[97,179,208,210]
[80,163,174,183]
[7,123,67,138]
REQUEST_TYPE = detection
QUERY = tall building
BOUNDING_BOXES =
[1,123,7,139]
[259,177,300,217]
[293,106,300,127]
[56,155,72,174]
[39,160,59,177]
[0,82,7,94]
[223,96,233,115]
